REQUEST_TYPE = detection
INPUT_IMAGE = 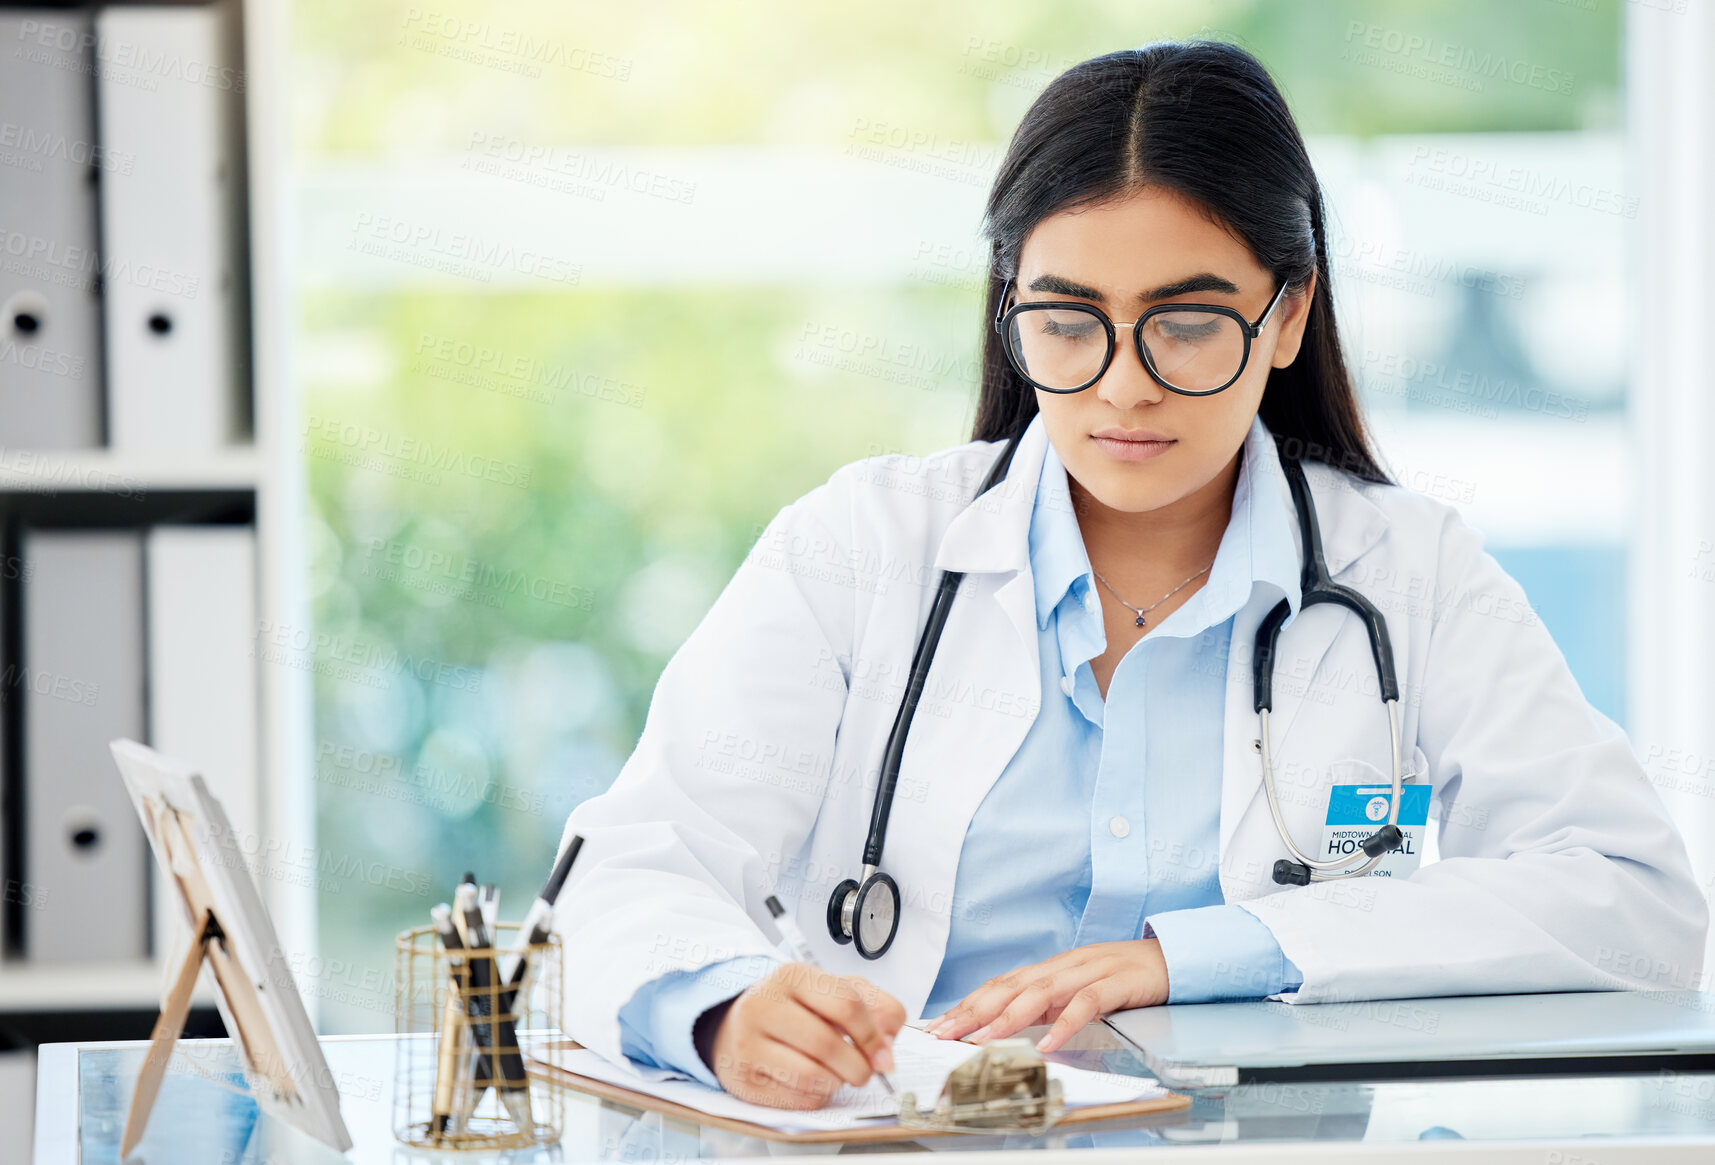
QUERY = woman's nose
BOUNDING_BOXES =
[1095,333,1167,410]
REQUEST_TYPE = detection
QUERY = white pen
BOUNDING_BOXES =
[479,883,499,936]
[765,894,896,1097]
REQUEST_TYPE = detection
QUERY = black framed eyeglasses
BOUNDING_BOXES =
[992,277,1290,396]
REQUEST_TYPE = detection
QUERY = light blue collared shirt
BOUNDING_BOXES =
[616,414,1303,1087]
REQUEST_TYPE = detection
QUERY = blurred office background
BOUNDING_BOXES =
[8,0,1715,1138]
[292,0,1657,1030]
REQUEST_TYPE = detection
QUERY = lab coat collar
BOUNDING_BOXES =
[930,413,1049,576]
[934,409,1387,591]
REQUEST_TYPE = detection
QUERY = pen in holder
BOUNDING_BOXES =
[394,920,564,1151]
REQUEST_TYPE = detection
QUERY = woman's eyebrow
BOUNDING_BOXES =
[1026,272,1243,302]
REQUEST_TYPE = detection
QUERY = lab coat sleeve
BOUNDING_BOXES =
[1236,500,1709,1003]
[550,483,860,1070]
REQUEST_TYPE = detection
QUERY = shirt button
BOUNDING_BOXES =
[1109,815,1130,838]
[1060,675,1075,697]
[1083,591,1099,614]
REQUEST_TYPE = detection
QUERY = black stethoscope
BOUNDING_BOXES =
[826,424,1408,960]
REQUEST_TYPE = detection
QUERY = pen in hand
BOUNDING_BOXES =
[765,894,897,1098]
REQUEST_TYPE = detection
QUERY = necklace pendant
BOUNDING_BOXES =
[1135,614,1146,627]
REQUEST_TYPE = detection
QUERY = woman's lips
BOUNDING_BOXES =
[1092,434,1175,462]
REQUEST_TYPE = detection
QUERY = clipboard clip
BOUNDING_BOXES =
[895,1038,1065,1135]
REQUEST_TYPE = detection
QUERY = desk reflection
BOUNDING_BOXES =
[47,1020,1715,1164]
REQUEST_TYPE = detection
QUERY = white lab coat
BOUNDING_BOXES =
[553,414,1708,1071]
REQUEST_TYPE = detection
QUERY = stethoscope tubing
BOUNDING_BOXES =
[861,429,1025,868]
[1255,454,1407,880]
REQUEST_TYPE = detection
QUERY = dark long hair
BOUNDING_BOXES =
[971,41,1391,485]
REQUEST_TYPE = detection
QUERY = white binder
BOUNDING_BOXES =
[144,524,260,965]
[0,10,104,447]
[22,529,149,962]
[96,4,243,451]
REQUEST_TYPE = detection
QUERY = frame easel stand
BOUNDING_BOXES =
[122,910,224,1157]
[119,793,303,1157]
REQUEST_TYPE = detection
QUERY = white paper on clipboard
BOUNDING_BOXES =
[534,1021,1168,1135]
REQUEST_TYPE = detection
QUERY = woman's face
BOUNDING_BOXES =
[1014,185,1314,517]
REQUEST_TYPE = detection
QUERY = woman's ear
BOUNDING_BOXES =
[1268,267,1317,369]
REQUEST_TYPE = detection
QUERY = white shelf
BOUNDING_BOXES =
[0,0,317,1028]
[0,446,261,493]
[0,962,214,1012]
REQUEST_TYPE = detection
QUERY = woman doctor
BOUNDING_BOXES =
[552,41,1706,1110]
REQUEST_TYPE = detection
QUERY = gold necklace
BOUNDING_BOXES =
[1091,562,1213,627]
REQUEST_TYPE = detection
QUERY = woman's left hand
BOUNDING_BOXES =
[924,939,1170,1054]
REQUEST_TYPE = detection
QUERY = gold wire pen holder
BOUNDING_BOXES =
[394,922,564,1151]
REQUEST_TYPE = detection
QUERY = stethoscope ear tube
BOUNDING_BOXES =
[832,422,1030,956]
[858,425,1025,870]
[1277,454,1401,704]
[1253,599,1292,714]
[863,569,963,870]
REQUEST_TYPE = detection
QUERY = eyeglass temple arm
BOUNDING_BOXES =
[1249,280,1291,335]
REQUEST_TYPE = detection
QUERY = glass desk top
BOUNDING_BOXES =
[35,1020,1715,1164]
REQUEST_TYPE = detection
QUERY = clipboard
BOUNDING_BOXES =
[527,1032,1192,1144]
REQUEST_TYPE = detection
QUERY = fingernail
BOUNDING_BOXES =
[875,1047,895,1073]
[1035,1033,1051,1051]
[967,1024,991,1041]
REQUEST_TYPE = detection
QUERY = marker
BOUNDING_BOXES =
[441,893,495,1135]
[486,833,585,1031]
[766,894,896,1097]
[458,882,534,1132]
[504,834,583,989]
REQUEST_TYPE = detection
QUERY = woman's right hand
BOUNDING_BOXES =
[709,962,905,1109]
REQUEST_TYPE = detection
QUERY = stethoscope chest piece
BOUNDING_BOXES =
[827,869,900,959]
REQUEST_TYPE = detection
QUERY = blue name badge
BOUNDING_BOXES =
[1317,783,1432,879]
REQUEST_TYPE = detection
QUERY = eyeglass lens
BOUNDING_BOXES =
[1006,304,1247,393]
